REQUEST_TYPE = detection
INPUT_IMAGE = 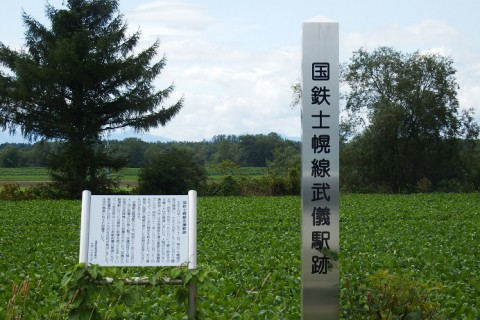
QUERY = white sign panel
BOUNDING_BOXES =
[80,191,196,267]
[301,18,339,319]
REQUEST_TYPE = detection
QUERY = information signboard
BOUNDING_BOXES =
[301,17,339,319]
[79,190,197,268]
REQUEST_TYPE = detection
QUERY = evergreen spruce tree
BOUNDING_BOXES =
[0,0,183,198]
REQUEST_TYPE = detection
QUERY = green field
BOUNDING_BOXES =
[0,167,51,182]
[206,167,267,180]
[0,167,266,183]
[0,167,141,182]
[0,194,479,318]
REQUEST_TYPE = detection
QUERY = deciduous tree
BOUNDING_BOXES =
[343,47,478,192]
[138,147,206,195]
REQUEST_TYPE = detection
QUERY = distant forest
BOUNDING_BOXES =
[0,132,299,169]
[2,131,480,194]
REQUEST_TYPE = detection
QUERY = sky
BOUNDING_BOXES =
[1,0,480,142]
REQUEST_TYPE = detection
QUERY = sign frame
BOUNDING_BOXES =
[79,190,197,270]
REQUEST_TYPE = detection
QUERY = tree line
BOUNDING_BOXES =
[0,132,302,198]
[0,132,299,168]
[2,126,480,195]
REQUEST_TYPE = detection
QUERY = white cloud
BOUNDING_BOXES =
[341,18,480,124]
[124,1,304,141]
[4,0,480,143]
[148,44,301,141]
[125,3,480,141]
[392,19,464,45]
[459,85,480,107]
[341,19,465,59]
[127,0,215,31]
[419,46,453,57]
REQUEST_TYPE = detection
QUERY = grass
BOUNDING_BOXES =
[0,194,479,318]
[0,167,266,184]
[0,167,50,181]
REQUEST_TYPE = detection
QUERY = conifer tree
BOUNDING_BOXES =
[0,0,183,197]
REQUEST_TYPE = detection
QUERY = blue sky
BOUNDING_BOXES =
[1,0,480,142]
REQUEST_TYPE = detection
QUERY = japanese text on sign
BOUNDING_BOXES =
[307,64,334,274]
[87,195,189,267]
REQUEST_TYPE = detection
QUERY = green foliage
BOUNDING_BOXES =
[0,166,140,183]
[0,167,49,181]
[238,133,283,167]
[340,194,480,319]
[266,144,300,177]
[47,140,126,198]
[0,133,301,170]
[416,177,432,193]
[207,166,266,180]
[0,142,51,167]
[210,134,242,164]
[289,81,302,108]
[138,147,207,195]
[0,200,80,318]
[0,183,62,201]
[0,0,182,198]
[204,169,300,196]
[6,279,30,320]
[264,144,301,195]
[61,263,104,319]
[60,263,218,319]
[206,161,247,196]
[0,183,26,200]
[0,146,22,168]
[196,197,302,318]
[364,270,441,319]
[206,175,241,196]
[112,138,150,168]
[342,47,479,193]
[1,195,480,318]
[210,160,241,176]
[459,138,480,191]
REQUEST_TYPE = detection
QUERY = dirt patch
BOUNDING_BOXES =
[1,180,138,187]
[0,181,50,187]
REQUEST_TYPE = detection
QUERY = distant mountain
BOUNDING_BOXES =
[0,132,30,144]
[283,135,301,142]
[106,130,174,143]
[0,130,174,144]
[1,130,298,144]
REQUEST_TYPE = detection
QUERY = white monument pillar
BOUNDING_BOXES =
[301,17,339,319]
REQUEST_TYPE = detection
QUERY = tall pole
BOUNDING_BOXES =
[79,190,91,264]
[301,17,339,319]
[188,190,197,319]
